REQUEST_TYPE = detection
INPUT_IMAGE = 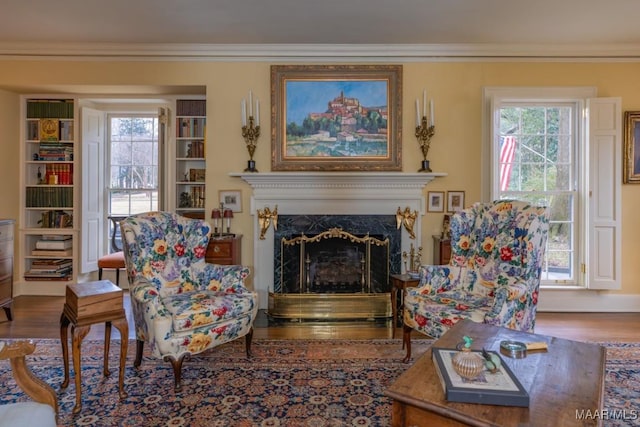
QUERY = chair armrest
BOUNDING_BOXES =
[485,281,530,321]
[0,341,58,412]
[192,262,251,293]
[413,264,461,295]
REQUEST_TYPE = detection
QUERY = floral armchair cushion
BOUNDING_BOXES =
[121,212,258,363]
[403,200,549,341]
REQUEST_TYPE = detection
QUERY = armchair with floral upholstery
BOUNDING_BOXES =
[402,200,549,362]
[120,212,258,391]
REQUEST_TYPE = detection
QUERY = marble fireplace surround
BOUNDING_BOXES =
[231,172,446,309]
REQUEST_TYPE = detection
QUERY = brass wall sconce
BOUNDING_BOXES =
[396,206,418,239]
[415,89,435,172]
[257,205,278,240]
[241,90,260,172]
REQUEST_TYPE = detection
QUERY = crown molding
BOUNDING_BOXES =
[2,42,640,61]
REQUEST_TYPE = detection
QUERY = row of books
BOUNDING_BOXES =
[176,99,206,117]
[26,99,74,119]
[177,118,206,138]
[26,187,73,208]
[27,120,74,142]
[185,140,205,158]
[37,141,74,161]
[38,164,73,185]
[25,258,73,281]
[37,210,73,229]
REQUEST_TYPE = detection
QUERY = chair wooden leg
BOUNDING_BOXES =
[164,354,188,392]
[402,324,413,363]
[2,305,12,321]
[245,327,254,358]
[134,339,144,368]
[98,268,103,280]
[115,268,120,286]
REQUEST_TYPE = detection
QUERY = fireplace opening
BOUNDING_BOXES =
[268,214,399,320]
[280,228,389,294]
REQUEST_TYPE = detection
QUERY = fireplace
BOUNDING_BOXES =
[231,171,445,317]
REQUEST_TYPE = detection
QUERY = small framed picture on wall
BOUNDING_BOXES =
[427,191,445,212]
[219,190,242,212]
[447,191,465,213]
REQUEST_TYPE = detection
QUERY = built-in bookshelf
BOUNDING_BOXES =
[20,97,77,292]
[174,99,206,218]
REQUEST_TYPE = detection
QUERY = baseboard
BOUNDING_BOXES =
[538,289,640,312]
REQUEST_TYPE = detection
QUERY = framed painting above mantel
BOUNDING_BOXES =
[270,64,402,171]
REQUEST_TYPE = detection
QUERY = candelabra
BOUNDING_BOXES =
[242,116,260,172]
[415,116,435,172]
[402,243,423,274]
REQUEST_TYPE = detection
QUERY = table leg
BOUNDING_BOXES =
[59,311,70,389]
[391,285,398,339]
[112,317,129,399]
[103,321,112,377]
[71,324,90,414]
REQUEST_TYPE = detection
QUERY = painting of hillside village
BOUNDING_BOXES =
[284,81,389,159]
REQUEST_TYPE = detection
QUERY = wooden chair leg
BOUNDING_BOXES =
[402,323,413,363]
[134,339,144,368]
[245,327,254,358]
[115,268,120,286]
[164,354,188,392]
[98,268,103,280]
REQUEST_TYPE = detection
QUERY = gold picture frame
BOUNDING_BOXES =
[624,111,640,183]
[271,64,402,171]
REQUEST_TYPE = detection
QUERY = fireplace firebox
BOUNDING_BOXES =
[269,214,399,320]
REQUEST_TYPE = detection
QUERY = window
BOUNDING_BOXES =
[484,87,621,290]
[496,103,578,284]
[107,115,160,250]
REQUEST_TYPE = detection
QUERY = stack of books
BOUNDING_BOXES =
[31,235,73,257]
[25,258,72,281]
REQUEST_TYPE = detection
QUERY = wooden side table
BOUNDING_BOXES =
[390,274,420,338]
[60,280,128,413]
[206,234,241,265]
[432,235,451,265]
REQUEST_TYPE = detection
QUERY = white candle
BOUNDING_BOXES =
[249,90,253,117]
[415,99,420,126]
[430,99,434,127]
[423,90,427,120]
[256,99,260,125]
[241,99,247,126]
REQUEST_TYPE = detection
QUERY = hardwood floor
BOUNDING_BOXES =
[1,294,639,342]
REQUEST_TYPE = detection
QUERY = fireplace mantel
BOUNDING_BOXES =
[230,171,446,309]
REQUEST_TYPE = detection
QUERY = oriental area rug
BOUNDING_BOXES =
[0,339,638,426]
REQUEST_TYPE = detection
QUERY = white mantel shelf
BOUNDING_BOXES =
[229,172,447,189]
[229,171,447,309]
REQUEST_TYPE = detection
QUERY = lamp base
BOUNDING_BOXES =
[244,160,258,173]
[418,160,432,173]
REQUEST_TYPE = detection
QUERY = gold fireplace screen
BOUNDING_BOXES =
[280,227,389,294]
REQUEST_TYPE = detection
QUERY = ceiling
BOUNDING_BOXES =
[2,0,640,59]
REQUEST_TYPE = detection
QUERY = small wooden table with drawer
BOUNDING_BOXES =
[206,234,242,265]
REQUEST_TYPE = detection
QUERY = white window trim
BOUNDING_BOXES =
[482,87,621,293]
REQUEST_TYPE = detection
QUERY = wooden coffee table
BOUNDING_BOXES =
[385,319,606,426]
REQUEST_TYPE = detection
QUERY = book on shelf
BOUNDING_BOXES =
[40,234,73,241]
[24,274,72,281]
[39,119,60,141]
[431,347,529,407]
[36,238,72,250]
[31,248,73,257]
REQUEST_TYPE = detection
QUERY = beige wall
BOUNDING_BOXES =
[1,59,639,297]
